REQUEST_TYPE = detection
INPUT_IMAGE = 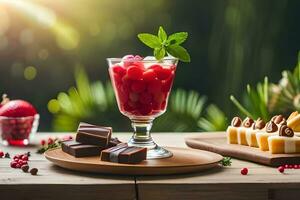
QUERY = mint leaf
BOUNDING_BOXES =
[137,26,191,62]
[168,32,188,45]
[166,45,190,62]
[158,26,167,43]
[137,33,161,48]
[154,47,166,60]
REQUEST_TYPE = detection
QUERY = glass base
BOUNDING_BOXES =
[2,139,29,146]
[128,135,173,159]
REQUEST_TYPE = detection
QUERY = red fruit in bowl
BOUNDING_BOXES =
[0,99,37,117]
[127,66,144,80]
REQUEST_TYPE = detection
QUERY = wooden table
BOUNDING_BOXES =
[1,132,300,200]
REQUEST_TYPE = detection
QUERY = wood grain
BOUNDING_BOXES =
[185,132,300,166]
[1,132,300,200]
[45,147,222,175]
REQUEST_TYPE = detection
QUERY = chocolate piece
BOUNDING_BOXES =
[231,117,242,127]
[271,115,278,122]
[108,137,123,147]
[266,121,278,133]
[253,118,265,130]
[62,140,104,157]
[76,123,112,147]
[242,117,254,128]
[101,143,147,164]
[279,125,294,137]
[273,115,286,124]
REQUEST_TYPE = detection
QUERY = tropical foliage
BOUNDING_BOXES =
[48,68,227,132]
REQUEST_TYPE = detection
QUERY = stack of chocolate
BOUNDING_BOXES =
[61,122,147,164]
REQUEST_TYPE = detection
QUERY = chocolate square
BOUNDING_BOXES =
[76,123,112,147]
[100,143,147,164]
[61,140,104,158]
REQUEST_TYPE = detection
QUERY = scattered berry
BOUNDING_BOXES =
[284,164,289,169]
[21,165,29,172]
[241,168,248,175]
[41,139,46,146]
[47,138,54,145]
[4,152,10,158]
[294,165,299,169]
[0,151,4,158]
[278,166,285,173]
[10,161,18,168]
[288,165,293,169]
[30,168,38,175]
[21,155,28,161]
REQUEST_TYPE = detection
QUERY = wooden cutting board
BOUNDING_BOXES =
[185,132,300,167]
[45,147,223,175]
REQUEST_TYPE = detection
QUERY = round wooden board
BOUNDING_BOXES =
[45,147,223,175]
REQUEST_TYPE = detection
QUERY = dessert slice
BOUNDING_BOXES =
[100,143,147,164]
[256,121,278,151]
[268,124,300,154]
[245,118,266,147]
[226,117,242,144]
[238,117,254,146]
[256,115,285,151]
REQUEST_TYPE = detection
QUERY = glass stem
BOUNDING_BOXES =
[128,119,157,149]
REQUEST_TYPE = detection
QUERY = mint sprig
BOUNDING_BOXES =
[138,26,191,62]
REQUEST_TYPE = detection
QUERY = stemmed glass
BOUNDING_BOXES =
[107,57,178,159]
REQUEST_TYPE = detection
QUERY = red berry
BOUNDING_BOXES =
[112,65,126,77]
[294,165,299,169]
[143,69,157,82]
[278,166,285,173]
[288,165,293,169]
[21,155,28,161]
[20,161,28,166]
[48,138,54,145]
[0,151,4,158]
[240,168,248,175]
[127,66,144,80]
[10,161,18,168]
[148,80,162,94]
[284,164,289,169]
[16,164,21,168]
[131,80,146,93]
[41,139,46,146]
[0,100,37,117]
[155,67,172,80]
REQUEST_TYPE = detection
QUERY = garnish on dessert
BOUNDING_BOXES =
[137,26,191,62]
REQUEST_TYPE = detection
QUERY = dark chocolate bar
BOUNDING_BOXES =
[101,143,147,164]
[62,140,104,157]
[108,137,123,147]
[76,123,112,147]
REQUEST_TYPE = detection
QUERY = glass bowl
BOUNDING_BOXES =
[0,114,39,146]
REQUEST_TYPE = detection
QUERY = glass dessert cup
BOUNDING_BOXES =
[108,57,178,159]
[0,114,39,146]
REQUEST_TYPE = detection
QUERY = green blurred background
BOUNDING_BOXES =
[0,0,299,131]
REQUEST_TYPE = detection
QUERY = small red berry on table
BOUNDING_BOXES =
[41,139,46,146]
[0,151,4,158]
[278,166,285,173]
[47,138,54,145]
[21,155,28,161]
[241,168,248,175]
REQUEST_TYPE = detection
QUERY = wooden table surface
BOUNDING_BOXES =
[1,132,300,200]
